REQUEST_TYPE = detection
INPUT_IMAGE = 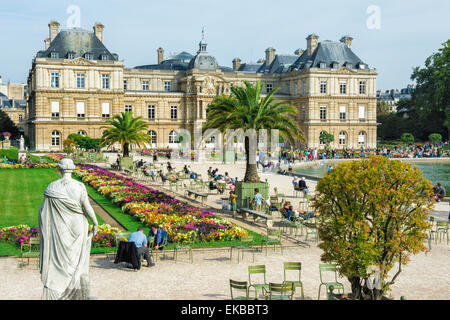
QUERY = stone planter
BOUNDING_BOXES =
[235,181,269,210]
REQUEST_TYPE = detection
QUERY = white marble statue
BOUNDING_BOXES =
[19,135,25,150]
[38,158,98,300]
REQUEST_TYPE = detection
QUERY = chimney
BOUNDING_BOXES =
[306,34,319,56]
[48,21,60,43]
[157,47,164,64]
[232,58,241,71]
[93,23,105,43]
[265,47,276,66]
[340,35,353,49]
[294,48,304,56]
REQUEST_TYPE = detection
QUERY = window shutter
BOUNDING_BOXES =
[339,106,346,113]
[102,102,110,115]
[51,101,59,113]
[77,102,85,114]
[359,106,365,119]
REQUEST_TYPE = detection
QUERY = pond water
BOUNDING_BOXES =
[294,160,450,195]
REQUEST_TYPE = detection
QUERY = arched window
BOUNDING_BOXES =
[319,131,327,145]
[51,131,60,146]
[78,130,86,136]
[358,131,366,145]
[148,130,157,144]
[169,130,178,144]
[339,131,347,145]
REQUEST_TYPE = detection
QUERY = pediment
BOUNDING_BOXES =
[337,67,357,74]
[63,57,96,66]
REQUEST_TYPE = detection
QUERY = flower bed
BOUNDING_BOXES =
[74,164,249,243]
[0,224,120,248]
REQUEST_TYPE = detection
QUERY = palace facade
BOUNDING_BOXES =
[26,21,377,151]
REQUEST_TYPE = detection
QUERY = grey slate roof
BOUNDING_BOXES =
[237,63,264,72]
[262,54,299,73]
[288,40,368,71]
[0,97,26,109]
[36,28,118,61]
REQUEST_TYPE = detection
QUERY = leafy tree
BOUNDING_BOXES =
[377,113,407,141]
[312,156,434,300]
[319,132,334,147]
[68,134,101,150]
[0,109,20,139]
[63,137,77,154]
[400,132,414,145]
[204,81,303,182]
[100,112,150,157]
[428,133,442,145]
[376,101,391,116]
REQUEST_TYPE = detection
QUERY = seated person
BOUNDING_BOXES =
[434,183,446,202]
[216,176,226,194]
[159,170,167,183]
[167,162,173,172]
[209,179,218,190]
[211,168,219,177]
[224,172,232,183]
[190,172,197,179]
[298,177,309,196]
[147,224,167,250]
[207,167,213,177]
[128,227,154,267]
[229,183,236,192]
[292,177,299,189]
[183,165,189,174]
[280,201,291,218]
[286,205,295,221]
[170,174,178,182]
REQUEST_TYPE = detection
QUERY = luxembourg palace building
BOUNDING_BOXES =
[26,21,377,151]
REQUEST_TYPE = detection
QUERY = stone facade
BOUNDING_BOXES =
[26,22,377,151]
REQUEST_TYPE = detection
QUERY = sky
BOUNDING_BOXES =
[0,0,449,90]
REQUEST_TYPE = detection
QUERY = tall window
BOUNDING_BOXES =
[50,72,59,88]
[339,106,346,120]
[102,74,110,89]
[358,131,366,145]
[19,114,23,121]
[170,105,178,119]
[102,102,110,118]
[339,131,347,145]
[51,131,60,146]
[148,105,155,119]
[76,102,85,118]
[266,83,273,93]
[301,106,306,120]
[148,130,157,144]
[320,106,327,120]
[339,81,347,94]
[164,81,171,92]
[359,81,366,94]
[125,105,132,113]
[358,106,366,119]
[169,130,178,144]
[51,52,59,59]
[142,80,149,91]
[302,79,306,95]
[123,80,127,90]
[319,131,327,145]
[51,101,60,118]
[68,52,75,59]
[76,73,85,89]
[320,80,327,94]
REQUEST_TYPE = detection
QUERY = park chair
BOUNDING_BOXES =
[283,262,304,299]
[20,237,40,268]
[261,229,283,255]
[149,230,168,262]
[263,282,295,300]
[173,233,196,263]
[304,220,319,243]
[318,264,344,300]
[273,187,279,195]
[230,236,255,263]
[248,265,269,299]
[229,279,255,300]
[435,221,449,244]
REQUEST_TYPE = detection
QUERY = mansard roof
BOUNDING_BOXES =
[36,28,119,61]
[289,40,367,71]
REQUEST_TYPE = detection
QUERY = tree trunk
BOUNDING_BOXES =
[349,277,363,300]
[349,276,383,300]
[244,136,260,182]
[123,142,129,157]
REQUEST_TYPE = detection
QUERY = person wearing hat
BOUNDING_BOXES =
[298,177,309,197]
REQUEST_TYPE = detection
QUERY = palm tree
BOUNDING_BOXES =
[100,112,150,157]
[204,81,303,182]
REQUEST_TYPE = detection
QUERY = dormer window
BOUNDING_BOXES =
[101,54,109,61]
[50,52,59,59]
[332,62,339,69]
[84,53,93,60]
[358,63,366,70]
[68,52,75,59]
[346,63,353,69]
[319,62,327,68]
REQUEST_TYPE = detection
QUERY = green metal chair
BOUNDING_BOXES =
[263,282,295,300]
[229,279,256,300]
[248,265,269,299]
[318,264,344,300]
[261,229,283,255]
[20,237,40,268]
[173,233,196,263]
[304,220,319,243]
[435,221,449,244]
[230,236,255,263]
[283,262,304,299]
[149,232,169,262]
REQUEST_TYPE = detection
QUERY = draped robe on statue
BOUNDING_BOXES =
[38,178,93,300]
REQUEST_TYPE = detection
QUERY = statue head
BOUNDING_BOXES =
[58,158,76,173]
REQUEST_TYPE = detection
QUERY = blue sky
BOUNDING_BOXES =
[0,0,448,89]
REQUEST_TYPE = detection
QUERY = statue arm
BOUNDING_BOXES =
[81,187,99,235]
